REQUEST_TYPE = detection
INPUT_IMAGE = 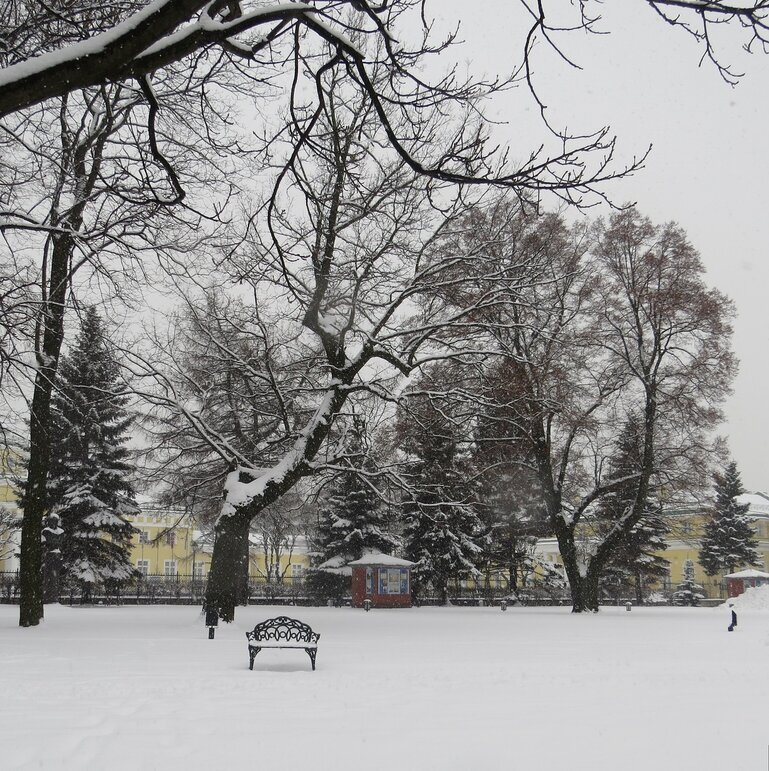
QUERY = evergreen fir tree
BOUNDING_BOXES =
[314,418,400,565]
[670,559,705,606]
[47,307,138,589]
[308,417,400,601]
[699,461,759,576]
[398,385,482,605]
[404,502,482,605]
[597,416,669,604]
[471,360,548,597]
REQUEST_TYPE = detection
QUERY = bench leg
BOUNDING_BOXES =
[249,647,260,670]
[306,648,317,671]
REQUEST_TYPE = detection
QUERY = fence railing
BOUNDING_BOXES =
[0,571,728,606]
[0,572,312,606]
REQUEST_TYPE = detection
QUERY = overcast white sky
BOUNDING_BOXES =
[431,2,769,492]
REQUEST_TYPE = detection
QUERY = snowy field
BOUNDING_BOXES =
[2,598,769,771]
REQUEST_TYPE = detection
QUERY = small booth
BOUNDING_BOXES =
[348,553,415,609]
[724,569,769,598]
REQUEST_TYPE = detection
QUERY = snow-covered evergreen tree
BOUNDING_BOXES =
[699,461,759,577]
[597,416,669,604]
[471,360,548,597]
[670,559,705,606]
[306,417,399,603]
[404,501,482,605]
[313,417,400,567]
[398,378,482,605]
[47,307,138,588]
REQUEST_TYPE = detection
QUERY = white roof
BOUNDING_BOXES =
[737,493,769,516]
[317,555,352,575]
[724,569,769,579]
[347,553,415,567]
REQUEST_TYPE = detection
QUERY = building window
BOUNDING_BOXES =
[682,559,696,582]
[378,568,409,595]
[139,530,149,544]
[164,560,177,578]
[193,561,205,579]
[365,567,373,594]
[165,531,176,547]
[291,564,304,577]
[137,560,149,577]
[662,569,672,592]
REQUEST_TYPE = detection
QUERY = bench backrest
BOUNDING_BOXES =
[246,616,320,645]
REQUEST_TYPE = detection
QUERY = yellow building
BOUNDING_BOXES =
[532,493,769,601]
[1,488,312,587]
[660,493,769,598]
[127,503,311,583]
[0,450,22,573]
[129,505,208,579]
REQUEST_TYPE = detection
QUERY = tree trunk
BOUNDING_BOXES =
[570,570,601,613]
[236,524,250,606]
[634,571,644,605]
[18,409,49,625]
[508,554,519,596]
[18,113,99,627]
[204,515,251,623]
[18,234,71,627]
[554,522,604,612]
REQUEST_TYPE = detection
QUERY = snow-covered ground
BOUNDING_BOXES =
[2,599,768,771]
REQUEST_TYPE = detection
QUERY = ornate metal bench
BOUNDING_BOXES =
[245,616,320,671]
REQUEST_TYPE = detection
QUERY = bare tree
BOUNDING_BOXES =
[127,49,548,620]
[253,493,311,586]
[139,289,309,513]
[421,202,735,611]
[0,1,645,206]
[435,204,627,611]
[577,208,736,607]
[3,64,236,626]
[2,2,766,114]
[134,286,316,602]
[525,2,769,89]
[0,253,36,448]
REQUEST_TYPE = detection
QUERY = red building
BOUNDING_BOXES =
[348,553,415,608]
[724,569,769,598]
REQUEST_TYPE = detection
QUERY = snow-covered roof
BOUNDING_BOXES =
[347,553,415,567]
[318,555,347,569]
[736,493,769,516]
[724,569,769,579]
[316,555,353,575]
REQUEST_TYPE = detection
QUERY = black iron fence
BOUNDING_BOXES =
[0,572,313,606]
[0,571,728,606]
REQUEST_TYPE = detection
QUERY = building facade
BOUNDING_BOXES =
[1,493,311,585]
[531,493,769,601]
[127,504,311,582]
[0,450,21,573]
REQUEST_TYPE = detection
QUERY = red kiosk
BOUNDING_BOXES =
[348,553,415,609]
[724,569,769,598]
